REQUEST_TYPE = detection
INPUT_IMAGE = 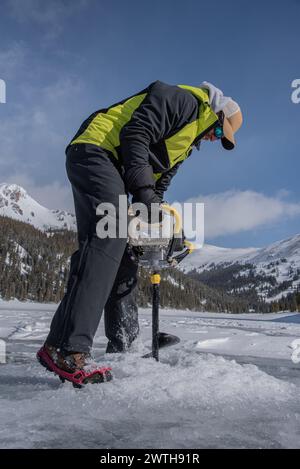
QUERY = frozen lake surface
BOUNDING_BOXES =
[0,300,300,449]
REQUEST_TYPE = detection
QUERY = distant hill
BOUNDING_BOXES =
[0,183,76,231]
[181,236,300,310]
[0,182,299,312]
[0,215,248,311]
[0,215,76,302]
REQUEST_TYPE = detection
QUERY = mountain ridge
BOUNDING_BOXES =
[1,182,299,309]
[0,183,76,232]
[181,234,300,304]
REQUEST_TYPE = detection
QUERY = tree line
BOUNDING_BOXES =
[1,215,299,312]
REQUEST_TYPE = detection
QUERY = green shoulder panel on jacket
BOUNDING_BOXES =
[71,93,147,158]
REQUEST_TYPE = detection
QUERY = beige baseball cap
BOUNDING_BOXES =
[220,100,243,150]
[200,81,243,150]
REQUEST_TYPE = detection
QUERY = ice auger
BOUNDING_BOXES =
[128,204,195,361]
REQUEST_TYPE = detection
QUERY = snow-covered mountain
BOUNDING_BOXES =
[181,235,300,302]
[0,183,76,231]
[182,244,260,272]
[1,182,299,306]
[182,235,300,273]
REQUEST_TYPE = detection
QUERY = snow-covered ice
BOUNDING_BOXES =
[0,301,300,449]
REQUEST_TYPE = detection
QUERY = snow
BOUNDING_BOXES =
[0,183,76,231]
[0,301,300,448]
[5,241,32,275]
[181,244,259,273]
[196,337,230,348]
[181,234,300,303]
[181,234,300,274]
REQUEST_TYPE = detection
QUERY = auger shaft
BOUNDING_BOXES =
[151,273,161,361]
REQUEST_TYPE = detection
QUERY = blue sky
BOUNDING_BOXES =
[0,0,299,248]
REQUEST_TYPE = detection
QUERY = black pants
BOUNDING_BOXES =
[46,144,139,353]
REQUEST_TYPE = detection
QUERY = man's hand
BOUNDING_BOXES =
[173,228,186,252]
[132,187,162,223]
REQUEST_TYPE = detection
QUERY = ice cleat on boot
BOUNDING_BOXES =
[37,344,112,388]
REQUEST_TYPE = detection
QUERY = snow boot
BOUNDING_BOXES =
[37,344,112,388]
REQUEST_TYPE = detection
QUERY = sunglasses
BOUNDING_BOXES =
[214,110,224,139]
[214,125,223,139]
[193,111,225,150]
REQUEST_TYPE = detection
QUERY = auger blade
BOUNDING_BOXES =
[142,332,180,359]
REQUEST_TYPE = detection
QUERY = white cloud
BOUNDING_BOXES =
[7,0,90,39]
[0,40,83,211]
[0,74,83,174]
[186,190,300,239]
[4,173,74,211]
[2,183,299,239]
[28,181,74,211]
[0,42,27,78]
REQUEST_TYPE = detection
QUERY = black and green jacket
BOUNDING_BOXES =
[69,80,218,202]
